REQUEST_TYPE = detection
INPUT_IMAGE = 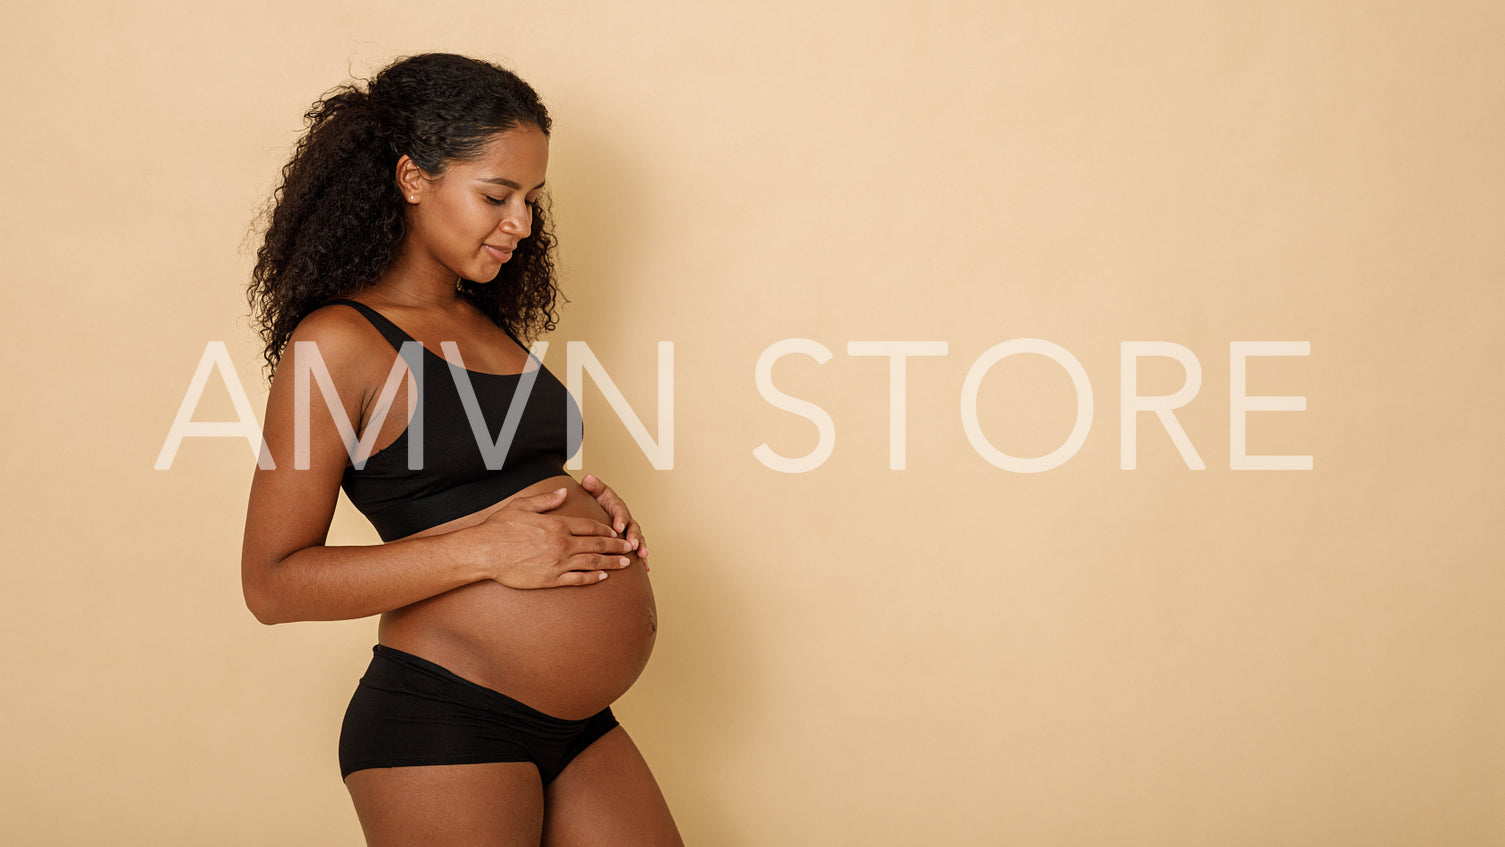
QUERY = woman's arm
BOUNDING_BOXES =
[240,309,632,625]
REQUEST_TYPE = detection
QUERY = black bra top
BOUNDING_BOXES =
[326,298,581,542]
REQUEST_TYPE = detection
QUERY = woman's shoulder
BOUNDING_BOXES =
[277,299,396,379]
[290,298,376,343]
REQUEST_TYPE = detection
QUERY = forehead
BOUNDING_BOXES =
[456,125,549,181]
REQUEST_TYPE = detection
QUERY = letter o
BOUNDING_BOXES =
[960,339,1093,472]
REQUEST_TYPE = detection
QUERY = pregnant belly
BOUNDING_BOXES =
[377,475,658,719]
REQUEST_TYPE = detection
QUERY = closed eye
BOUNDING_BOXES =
[483,195,542,212]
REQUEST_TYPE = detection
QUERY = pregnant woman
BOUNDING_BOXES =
[240,53,682,846]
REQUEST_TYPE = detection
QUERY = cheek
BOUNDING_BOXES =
[456,203,499,235]
[419,203,480,245]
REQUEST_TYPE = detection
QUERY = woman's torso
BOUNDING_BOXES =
[326,296,657,719]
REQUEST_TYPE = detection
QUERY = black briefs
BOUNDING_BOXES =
[338,645,619,783]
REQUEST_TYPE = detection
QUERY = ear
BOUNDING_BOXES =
[394,155,427,204]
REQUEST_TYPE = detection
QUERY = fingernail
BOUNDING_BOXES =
[598,572,608,581]
[619,557,631,567]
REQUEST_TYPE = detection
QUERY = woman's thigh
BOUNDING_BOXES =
[345,762,544,847]
[541,726,684,847]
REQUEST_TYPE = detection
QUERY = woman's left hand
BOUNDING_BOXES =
[580,473,649,571]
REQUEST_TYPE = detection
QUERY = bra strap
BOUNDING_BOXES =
[328,296,533,360]
[326,298,414,352]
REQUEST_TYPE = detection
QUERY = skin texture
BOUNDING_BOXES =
[241,126,682,845]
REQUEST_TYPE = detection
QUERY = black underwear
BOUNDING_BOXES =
[338,645,619,783]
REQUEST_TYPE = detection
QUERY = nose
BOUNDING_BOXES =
[498,202,532,240]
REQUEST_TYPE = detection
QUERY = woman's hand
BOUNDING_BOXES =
[580,473,650,572]
[466,488,637,588]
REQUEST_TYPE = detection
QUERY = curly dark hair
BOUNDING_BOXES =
[247,53,564,380]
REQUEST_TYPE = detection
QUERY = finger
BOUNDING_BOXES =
[509,487,569,513]
[558,569,609,586]
[559,516,623,538]
[561,555,630,583]
[593,486,630,533]
[574,536,634,556]
[605,499,629,534]
[592,541,635,559]
[580,473,602,493]
[571,552,633,571]
[623,523,647,558]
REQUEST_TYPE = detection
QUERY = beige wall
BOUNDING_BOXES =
[5,2,1503,844]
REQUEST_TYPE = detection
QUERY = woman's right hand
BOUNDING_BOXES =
[465,488,636,588]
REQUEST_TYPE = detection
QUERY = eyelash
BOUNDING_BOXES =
[485,196,541,208]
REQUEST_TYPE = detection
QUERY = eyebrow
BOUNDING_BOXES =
[476,177,547,190]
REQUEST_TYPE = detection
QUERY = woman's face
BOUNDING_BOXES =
[400,124,550,283]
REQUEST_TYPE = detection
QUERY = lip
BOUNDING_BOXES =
[482,244,515,262]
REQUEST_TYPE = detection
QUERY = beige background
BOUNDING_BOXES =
[5,1,1503,844]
